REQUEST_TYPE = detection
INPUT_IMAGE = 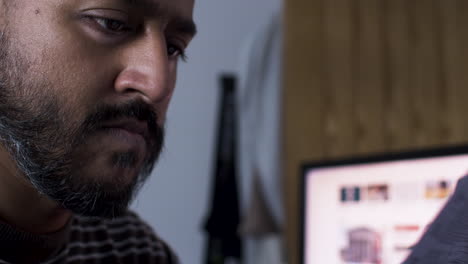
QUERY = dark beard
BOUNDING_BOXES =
[0,31,164,218]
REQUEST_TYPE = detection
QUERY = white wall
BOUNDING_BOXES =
[132,1,282,263]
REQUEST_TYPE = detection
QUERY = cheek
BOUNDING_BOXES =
[7,5,113,117]
[157,92,175,125]
[155,64,177,122]
[30,58,110,125]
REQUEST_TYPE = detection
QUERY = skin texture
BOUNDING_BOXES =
[0,0,196,256]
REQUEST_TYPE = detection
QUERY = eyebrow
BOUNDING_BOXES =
[172,17,197,37]
[123,0,197,37]
[124,0,159,10]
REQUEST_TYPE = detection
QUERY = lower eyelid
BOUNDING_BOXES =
[78,18,129,44]
[86,18,131,35]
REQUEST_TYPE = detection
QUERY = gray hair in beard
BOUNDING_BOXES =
[0,30,165,218]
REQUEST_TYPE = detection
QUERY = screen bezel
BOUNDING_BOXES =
[299,144,468,264]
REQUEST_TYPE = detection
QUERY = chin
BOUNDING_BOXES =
[47,158,146,219]
[61,172,140,219]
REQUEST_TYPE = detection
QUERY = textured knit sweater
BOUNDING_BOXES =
[0,210,178,264]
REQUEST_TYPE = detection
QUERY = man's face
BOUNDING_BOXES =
[0,0,195,217]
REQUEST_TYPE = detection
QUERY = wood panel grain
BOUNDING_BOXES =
[457,1,468,141]
[322,0,356,158]
[353,0,386,154]
[441,0,464,144]
[283,0,324,263]
[446,0,468,145]
[384,0,412,151]
[407,0,445,148]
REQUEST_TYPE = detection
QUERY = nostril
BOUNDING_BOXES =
[114,67,171,104]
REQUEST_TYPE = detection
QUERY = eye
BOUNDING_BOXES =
[167,43,187,61]
[92,17,132,33]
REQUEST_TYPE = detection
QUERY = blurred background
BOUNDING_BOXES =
[130,0,468,263]
[132,0,282,264]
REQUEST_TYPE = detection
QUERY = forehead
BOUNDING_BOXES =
[15,0,195,18]
[9,0,197,36]
[123,0,195,18]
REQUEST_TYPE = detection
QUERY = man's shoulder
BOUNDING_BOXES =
[72,210,158,241]
[60,210,179,264]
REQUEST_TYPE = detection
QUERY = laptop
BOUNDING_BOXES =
[300,146,468,264]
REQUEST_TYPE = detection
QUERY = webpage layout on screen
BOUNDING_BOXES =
[304,154,468,264]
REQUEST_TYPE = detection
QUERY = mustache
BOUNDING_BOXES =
[78,100,161,143]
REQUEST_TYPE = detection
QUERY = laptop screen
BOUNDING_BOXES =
[301,147,468,264]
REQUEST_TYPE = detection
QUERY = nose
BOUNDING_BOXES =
[114,30,172,104]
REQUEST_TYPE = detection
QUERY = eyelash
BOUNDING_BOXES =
[92,17,133,34]
[89,17,188,62]
[167,43,188,62]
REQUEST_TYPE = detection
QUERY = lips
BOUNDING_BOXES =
[101,119,150,142]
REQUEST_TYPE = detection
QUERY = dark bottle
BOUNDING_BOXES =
[203,74,242,264]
